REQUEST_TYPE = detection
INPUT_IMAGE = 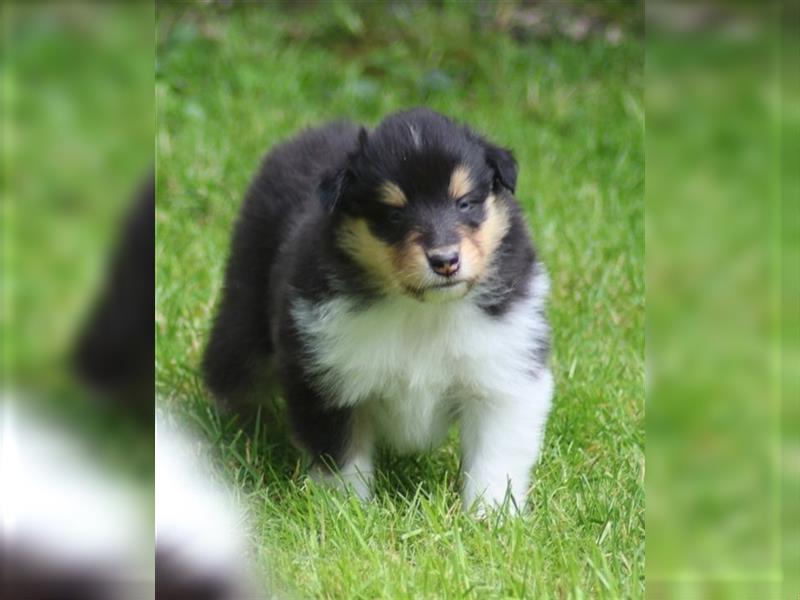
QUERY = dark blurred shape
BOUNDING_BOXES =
[155,546,248,600]
[72,173,155,421]
[2,547,123,600]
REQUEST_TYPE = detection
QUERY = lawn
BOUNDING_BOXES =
[156,3,644,598]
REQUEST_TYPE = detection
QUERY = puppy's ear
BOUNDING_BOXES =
[318,168,353,213]
[357,126,369,151]
[483,141,518,193]
[318,127,368,213]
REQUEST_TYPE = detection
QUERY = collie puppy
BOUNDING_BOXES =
[203,108,553,512]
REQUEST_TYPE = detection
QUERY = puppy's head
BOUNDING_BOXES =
[320,108,517,302]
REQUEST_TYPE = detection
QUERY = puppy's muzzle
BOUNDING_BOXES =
[426,245,460,277]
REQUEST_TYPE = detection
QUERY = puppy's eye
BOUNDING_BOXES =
[388,208,404,223]
[456,197,473,212]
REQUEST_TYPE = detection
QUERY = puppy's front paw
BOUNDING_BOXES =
[462,478,528,517]
[308,465,373,501]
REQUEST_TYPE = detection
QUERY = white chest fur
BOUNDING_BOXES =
[291,270,550,454]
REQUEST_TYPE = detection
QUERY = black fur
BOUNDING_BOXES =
[203,108,539,466]
[72,172,155,421]
[202,121,360,401]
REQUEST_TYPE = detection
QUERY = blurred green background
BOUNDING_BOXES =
[2,3,154,465]
[646,6,795,599]
[156,2,643,598]
[3,4,152,390]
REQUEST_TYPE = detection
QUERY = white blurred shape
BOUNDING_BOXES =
[1,398,153,597]
[155,417,260,599]
[155,419,247,573]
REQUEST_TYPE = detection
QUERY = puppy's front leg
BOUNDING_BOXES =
[307,409,374,501]
[285,375,374,500]
[460,369,553,513]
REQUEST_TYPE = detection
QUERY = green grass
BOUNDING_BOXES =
[156,4,643,598]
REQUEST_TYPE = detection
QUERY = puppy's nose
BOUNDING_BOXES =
[426,246,460,277]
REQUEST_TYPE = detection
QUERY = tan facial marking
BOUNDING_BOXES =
[337,217,401,292]
[379,181,407,208]
[476,194,510,257]
[448,165,473,199]
[459,233,481,279]
[392,232,430,292]
[337,219,430,295]
[459,193,510,279]
[337,200,510,299]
